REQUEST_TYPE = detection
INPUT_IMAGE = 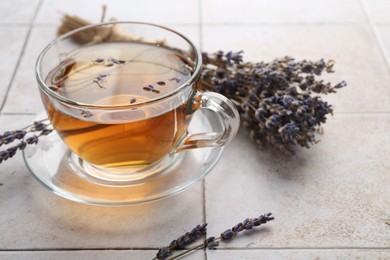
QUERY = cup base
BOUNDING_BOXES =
[69,152,184,186]
[22,116,224,206]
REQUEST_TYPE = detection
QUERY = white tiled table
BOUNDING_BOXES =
[0,0,389,259]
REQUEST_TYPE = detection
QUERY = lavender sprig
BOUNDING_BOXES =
[154,213,274,260]
[0,119,52,164]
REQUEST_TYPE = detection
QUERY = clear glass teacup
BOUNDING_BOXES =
[35,21,239,186]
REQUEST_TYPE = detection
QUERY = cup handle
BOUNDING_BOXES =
[174,92,240,153]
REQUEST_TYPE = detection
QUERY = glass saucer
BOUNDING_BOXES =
[23,112,224,206]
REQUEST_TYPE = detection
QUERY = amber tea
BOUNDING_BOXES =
[44,42,197,168]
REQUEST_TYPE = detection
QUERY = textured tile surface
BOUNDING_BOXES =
[362,0,390,25]
[36,0,199,25]
[0,0,40,24]
[1,0,390,258]
[0,27,29,108]
[205,115,390,247]
[202,0,366,24]
[1,26,55,114]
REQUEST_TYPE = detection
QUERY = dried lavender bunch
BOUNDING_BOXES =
[0,119,52,164]
[154,213,274,260]
[202,51,346,156]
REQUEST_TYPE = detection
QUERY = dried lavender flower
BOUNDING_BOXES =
[201,51,346,156]
[155,223,207,259]
[154,213,274,260]
[0,119,53,164]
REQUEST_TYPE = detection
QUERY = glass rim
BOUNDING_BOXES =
[35,21,203,109]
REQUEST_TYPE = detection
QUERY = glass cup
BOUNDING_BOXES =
[35,21,239,187]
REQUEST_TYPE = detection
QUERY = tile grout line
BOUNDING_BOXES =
[198,1,207,259]
[1,246,389,252]
[359,0,390,75]
[198,0,204,51]
[0,0,44,114]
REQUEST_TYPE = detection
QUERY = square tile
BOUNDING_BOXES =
[0,0,40,24]
[376,24,390,66]
[36,0,199,25]
[0,27,29,109]
[205,115,390,247]
[202,24,390,113]
[202,0,365,24]
[1,26,56,114]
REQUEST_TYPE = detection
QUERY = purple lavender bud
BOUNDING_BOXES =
[94,58,104,63]
[14,130,26,139]
[205,237,219,249]
[283,95,294,106]
[3,131,12,137]
[197,223,208,234]
[189,227,198,237]
[156,247,170,259]
[221,229,234,240]
[177,236,186,248]
[243,219,253,230]
[232,223,244,232]
[111,58,125,64]
[33,122,47,131]
[169,77,181,83]
[4,135,14,144]
[168,240,177,249]
[143,85,153,91]
[6,147,17,157]
[252,218,261,226]
[26,136,38,145]
[41,129,52,136]
[0,150,9,161]
[18,141,26,150]
[226,51,243,64]
[265,115,281,128]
